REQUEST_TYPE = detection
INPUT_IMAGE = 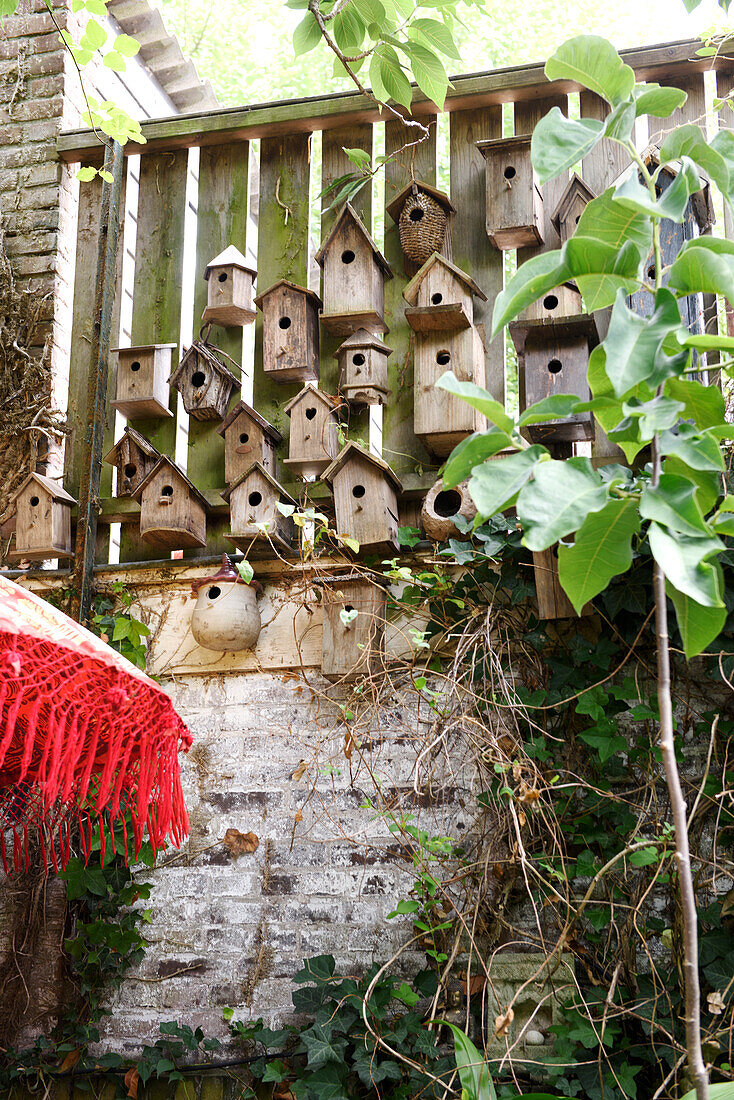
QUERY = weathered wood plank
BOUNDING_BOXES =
[717,71,734,346]
[579,91,627,195]
[449,104,504,403]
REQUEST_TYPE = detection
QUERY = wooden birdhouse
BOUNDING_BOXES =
[10,473,76,560]
[335,328,391,407]
[315,203,393,335]
[385,180,455,267]
[476,135,543,250]
[132,455,208,550]
[169,341,237,421]
[510,316,597,444]
[403,252,486,333]
[524,283,582,323]
[533,548,591,620]
[216,400,282,486]
[322,442,402,552]
[254,280,321,384]
[104,426,161,499]
[283,384,340,478]
[110,343,176,420]
[551,174,596,243]
[316,573,387,682]
[223,462,296,552]
[414,325,487,456]
[202,246,257,328]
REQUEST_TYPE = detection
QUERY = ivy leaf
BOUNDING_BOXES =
[339,608,359,626]
[664,377,725,429]
[628,846,661,867]
[648,523,725,607]
[667,582,728,660]
[436,372,515,433]
[299,1022,348,1068]
[633,83,687,118]
[408,17,461,59]
[517,457,610,552]
[441,430,514,488]
[639,475,712,537]
[531,108,603,184]
[469,447,547,519]
[604,288,684,398]
[237,560,254,584]
[669,237,734,304]
[558,498,640,614]
[491,250,568,337]
[293,12,322,56]
[544,35,635,106]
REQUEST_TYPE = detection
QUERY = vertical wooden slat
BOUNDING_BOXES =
[120,149,188,562]
[717,71,734,346]
[580,92,627,195]
[382,116,437,487]
[449,105,504,404]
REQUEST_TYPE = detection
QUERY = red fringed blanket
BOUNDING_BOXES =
[0,575,192,872]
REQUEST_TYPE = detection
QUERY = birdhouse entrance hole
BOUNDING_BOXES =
[305,407,317,420]
[353,353,365,366]
[434,489,462,517]
[352,484,366,498]
[130,360,141,372]
[431,292,443,304]
[436,350,451,366]
[191,370,206,387]
[208,585,221,599]
[548,358,563,374]
[161,484,174,496]
[279,316,291,329]
[344,604,355,612]
[409,207,424,221]
[543,294,559,310]
[29,495,39,507]
[124,463,137,478]
[341,249,356,264]
[239,432,249,444]
[218,271,228,282]
[249,491,262,506]
[504,165,516,179]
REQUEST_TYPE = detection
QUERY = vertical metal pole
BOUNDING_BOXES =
[71,141,124,625]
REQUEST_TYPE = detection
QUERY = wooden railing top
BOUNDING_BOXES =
[58,38,734,161]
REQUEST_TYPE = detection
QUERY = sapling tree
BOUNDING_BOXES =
[434,34,734,1100]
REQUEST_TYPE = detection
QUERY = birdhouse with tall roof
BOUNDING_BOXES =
[551,174,596,244]
[335,328,391,407]
[202,246,257,328]
[283,384,340,478]
[223,462,296,552]
[111,343,176,420]
[315,203,393,335]
[413,322,487,457]
[132,455,208,550]
[316,573,388,682]
[322,442,402,552]
[216,400,282,486]
[403,252,486,333]
[254,280,321,384]
[386,179,456,267]
[169,341,237,421]
[10,473,76,560]
[477,135,543,250]
[104,426,161,499]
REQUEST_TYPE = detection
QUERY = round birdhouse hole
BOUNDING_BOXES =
[218,272,228,282]
[124,463,137,479]
[191,370,207,388]
[504,165,516,180]
[399,190,448,265]
[548,358,563,374]
[543,294,559,311]
[130,360,141,372]
[341,250,356,264]
[436,350,451,367]
[421,478,476,542]
[29,496,39,508]
[279,316,291,329]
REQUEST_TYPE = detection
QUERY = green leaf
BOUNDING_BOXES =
[468,447,547,518]
[614,157,701,222]
[621,395,685,441]
[103,51,126,70]
[659,423,726,471]
[628,846,661,867]
[442,430,514,488]
[633,83,687,118]
[237,560,254,584]
[81,17,106,48]
[664,377,725,429]
[667,582,728,659]
[436,372,515,433]
[640,475,712,536]
[557,498,640,614]
[77,165,98,182]
[373,44,412,110]
[602,99,636,143]
[519,394,584,426]
[669,237,734,304]
[333,5,365,51]
[405,40,448,108]
[604,288,684,398]
[663,457,721,515]
[517,457,610,552]
[544,35,635,106]
[408,17,461,58]
[531,108,603,184]
[299,1022,348,1068]
[113,32,140,56]
[491,250,568,337]
[343,146,371,169]
[564,236,641,311]
[442,1022,495,1100]
[575,188,653,262]
[660,124,731,202]
[648,523,725,607]
[293,11,322,56]
[0,0,19,16]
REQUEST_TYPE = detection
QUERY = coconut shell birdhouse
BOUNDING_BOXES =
[386,180,455,267]
[217,400,282,486]
[223,462,296,552]
[402,252,486,333]
[255,280,321,384]
[132,455,208,550]
[315,203,393,335]
[322,442,402,552]
[283,384,340,478]
[104,426,161,499]
[10,473,76,561]
[202,246,257,328]
[316,573,388,682]
[477,135,543,250]
[421,478,476,543]
[335,328,391,407]
[510,315,598,444]
[169,341,238,421]
[551,174,596,243]
[190,554,262,652]
[111,343,176,420]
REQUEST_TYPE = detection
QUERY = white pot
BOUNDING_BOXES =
[190,555,261,652]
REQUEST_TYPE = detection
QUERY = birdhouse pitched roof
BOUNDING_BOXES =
[110,343,177,354]
[13,472,76,506]
[131,455,209,509]
[551,173,596,232]
[104,425,161,467]
[204,245,257,280]
[315,203,393,279]
[216,400,282,443]
[333,328,391,358]
[253,279,322,310]
[402,252,487,306]
[385,179,456,224]
[476,133,533,159]
[321,442,402,492]
[168,341,238,388]
[283,383,341,417]
[221,461,298,506]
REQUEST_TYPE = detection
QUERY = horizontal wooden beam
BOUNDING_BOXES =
[58,39,734,162]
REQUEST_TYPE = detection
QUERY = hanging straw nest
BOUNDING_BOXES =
[399,187,448,265]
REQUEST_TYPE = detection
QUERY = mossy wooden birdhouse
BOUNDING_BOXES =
[551,174,596,243]
[217,400,281,486]
[110,343,176,420]
[335,328,391,407]
[169,341,237,421]
[132,455,208,550]
[283,384,340,478]
[403,252,486,333]
[254,279,321,384]
[413,326,487,457]
[385,180,455,267]
[10,473,76,561]
[476,135,543,250]
[510,315,597,444]
[223,462,296,552]
[315,203,393,335]
[202,246,257,328]
[322,442,402,552]
[316,573,387,682]
[104,425,160,499]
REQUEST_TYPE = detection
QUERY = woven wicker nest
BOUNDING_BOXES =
[399,190,448,264]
